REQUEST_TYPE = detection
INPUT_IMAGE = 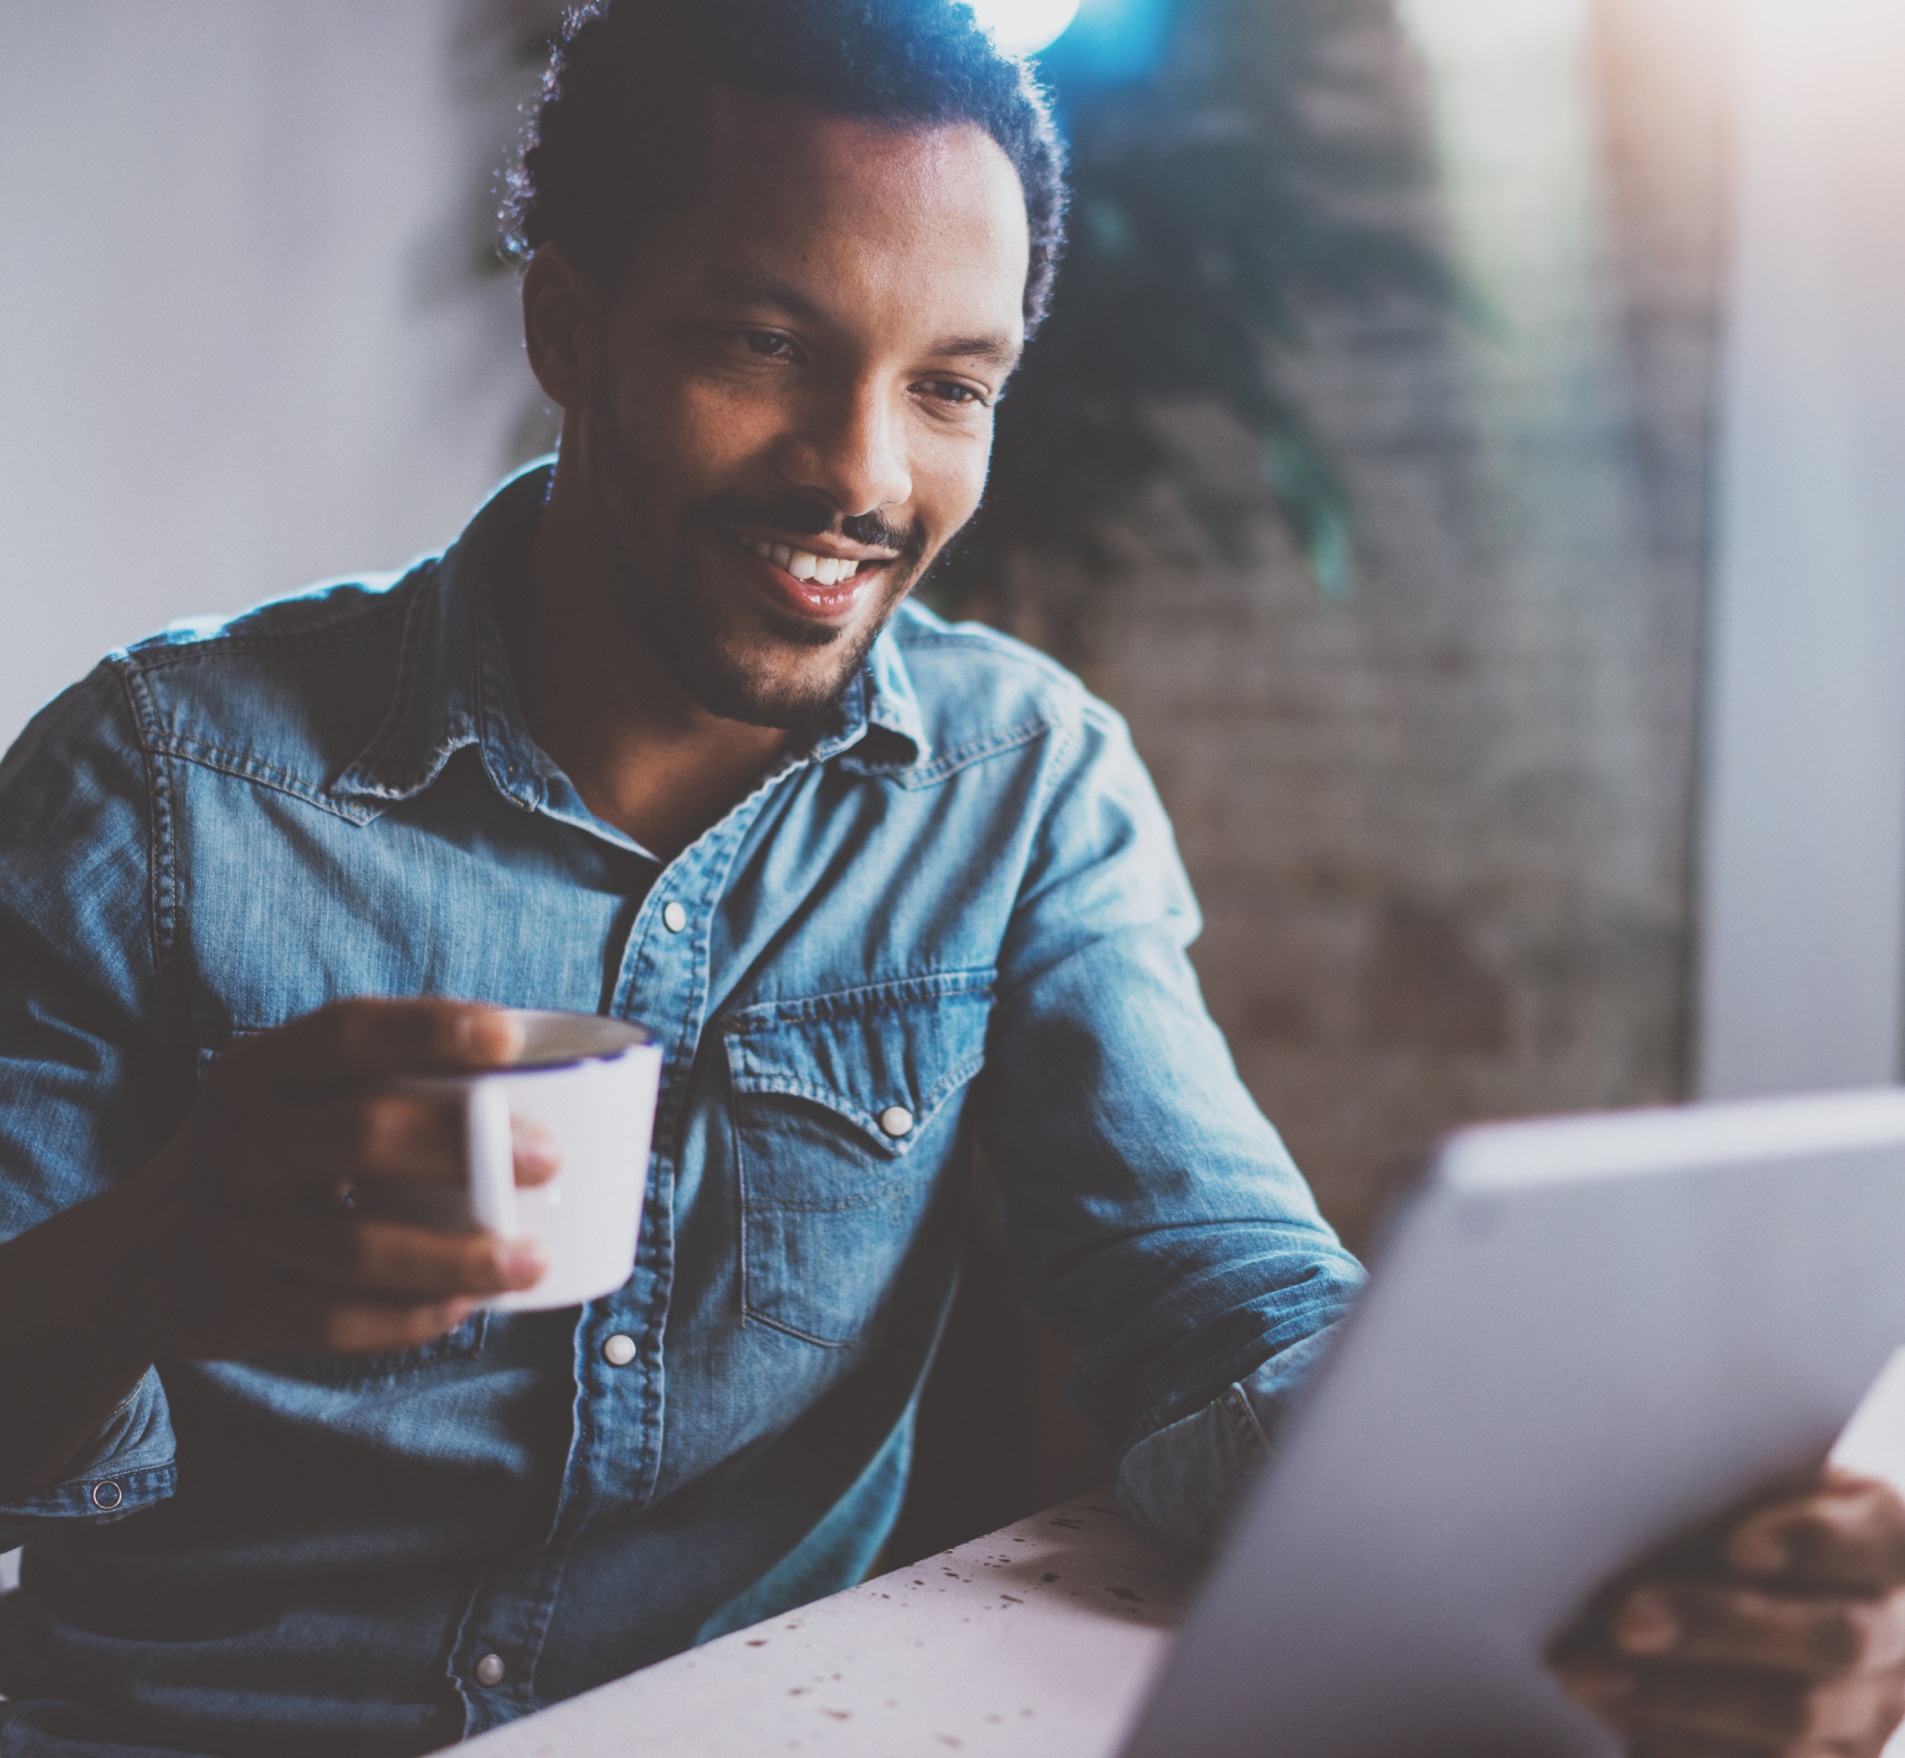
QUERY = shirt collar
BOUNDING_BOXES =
[330,462,929,826]
[331,460,556,818]
[819,618,927,775]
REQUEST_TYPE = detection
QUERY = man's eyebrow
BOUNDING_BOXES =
[705,267,827,324]
[702,268,1022,372]
[928,334,1023,371]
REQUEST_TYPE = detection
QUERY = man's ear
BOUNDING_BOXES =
[522,243,606,411]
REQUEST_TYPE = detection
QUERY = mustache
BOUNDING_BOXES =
[692,490,926,562]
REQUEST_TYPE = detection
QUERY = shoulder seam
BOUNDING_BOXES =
[119,583,415,674]
[115,664,190,1043]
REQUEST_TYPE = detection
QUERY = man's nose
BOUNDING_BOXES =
[777,383,912,522]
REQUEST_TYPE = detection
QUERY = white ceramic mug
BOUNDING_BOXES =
[383,1010,662,1311]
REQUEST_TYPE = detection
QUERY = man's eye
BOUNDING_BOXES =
[921,380,989,407]
[742,331,793,358]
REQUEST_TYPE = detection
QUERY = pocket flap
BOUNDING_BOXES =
[720,969,993,1154]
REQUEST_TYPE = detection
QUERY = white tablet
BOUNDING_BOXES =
[1122,1088,1905,1758]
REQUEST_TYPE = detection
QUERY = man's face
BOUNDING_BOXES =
[560,95,1030,729]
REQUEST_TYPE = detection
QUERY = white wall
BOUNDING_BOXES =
[1696,0,1905,1097]
[0,0,536,749]
[0,0,543,1609]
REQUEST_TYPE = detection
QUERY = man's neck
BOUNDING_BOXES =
[510,462,792,863]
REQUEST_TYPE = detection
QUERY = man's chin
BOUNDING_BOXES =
[665,636,867,732]
[617,538,918,731]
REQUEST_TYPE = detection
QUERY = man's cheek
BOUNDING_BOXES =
[919,465,991,558]
[674,378,792,477]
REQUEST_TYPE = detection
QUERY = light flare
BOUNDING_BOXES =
[968,0,1083,57]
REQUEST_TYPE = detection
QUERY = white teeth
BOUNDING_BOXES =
[739,535,863,587]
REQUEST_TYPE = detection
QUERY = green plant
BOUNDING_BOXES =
[955,0,1459,617]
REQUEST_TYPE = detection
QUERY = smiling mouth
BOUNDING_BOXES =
[732,534,888,587]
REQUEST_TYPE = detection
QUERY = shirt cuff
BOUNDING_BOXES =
[0,1367,177,1548]
[1115,1322,1343,1565]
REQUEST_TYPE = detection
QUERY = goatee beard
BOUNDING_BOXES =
[583,406,926,732]
[621,533,898,733]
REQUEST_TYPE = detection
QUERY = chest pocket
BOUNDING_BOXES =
[724,970,993,1348]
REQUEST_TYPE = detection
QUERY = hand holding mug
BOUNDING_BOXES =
[133,998,562,1359]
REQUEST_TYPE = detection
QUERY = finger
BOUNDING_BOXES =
[1728,1475,1905,1591]
[1556,1655,1643,1724]
[1611,1582,1905,1678]
[210,1093,465,1207]
[1556,1662,1778,1758]
[208,999,525,1099]
[222,1212,546,1300]
[1563,1653,1905,1758]
[174,1254,490,1359]
[512,1115,560,1187]
[1615,1661,1898,1753]
[218,1101,561,1208]
[255,1289,490,1357]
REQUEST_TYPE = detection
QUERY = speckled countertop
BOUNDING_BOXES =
[458,1492,1192,1757]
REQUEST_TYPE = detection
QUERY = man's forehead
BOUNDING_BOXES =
[637,94,1031,349]
[698,88,1019,207]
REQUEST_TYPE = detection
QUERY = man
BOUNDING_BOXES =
[0,3,1900,1755]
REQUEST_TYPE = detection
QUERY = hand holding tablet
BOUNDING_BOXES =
[1122,1088,1905,1758]
[1557,1466,1905,1757]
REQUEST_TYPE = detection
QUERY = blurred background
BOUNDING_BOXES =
[4,0,1905,1549]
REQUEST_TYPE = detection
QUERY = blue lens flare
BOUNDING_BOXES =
[1043,0,1173,83]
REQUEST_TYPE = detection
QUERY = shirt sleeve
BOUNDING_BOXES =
[0,664,193,1543]
[1114,1324,1342,1563]
[975,692,1364,1553]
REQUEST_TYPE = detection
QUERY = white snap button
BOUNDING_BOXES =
[91,1480,123,1511]
[474,1653,507,1688]
[601,1333,637,1368]
[879,1106,915,1139]
[662,901,688,933]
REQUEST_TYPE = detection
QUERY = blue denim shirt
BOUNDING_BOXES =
[0,465,1362,1756]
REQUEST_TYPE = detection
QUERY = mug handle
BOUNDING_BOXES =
[463,1081,518,1236]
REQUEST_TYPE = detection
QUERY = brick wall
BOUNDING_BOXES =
[1067,0,1730,1250]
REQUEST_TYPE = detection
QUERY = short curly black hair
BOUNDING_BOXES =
[505,0,1068,333]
